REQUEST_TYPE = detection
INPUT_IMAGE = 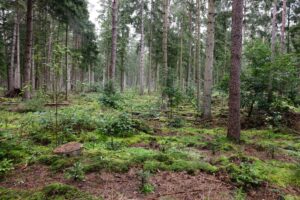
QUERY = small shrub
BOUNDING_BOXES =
[65,162,85,181]
[138,170,155,194]
[100,113,136,137]
[99,82,122,109]
[168,117,185,128]
[0,159,14,177]
[233,188,246,200]
[227,163,262,188]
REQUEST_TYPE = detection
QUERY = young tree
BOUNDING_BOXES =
[227,0,244,141]
[23,0,33,100]
[203,0,216,119]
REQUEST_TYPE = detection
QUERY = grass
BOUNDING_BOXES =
[0,92,299,199]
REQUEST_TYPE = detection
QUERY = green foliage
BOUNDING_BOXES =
[100,113,136,137]
[65,162,85,181]
[168,117,185,128]
[21,97,47,113]
[0,159,14,177]
[138,170,154,194]
[0,183,99,200]
[99,82,122,109]
[226,162,262,188]
[233,188,246,200]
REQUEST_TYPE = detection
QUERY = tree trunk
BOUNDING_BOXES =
[186,7,192,91]
[23,0,33,100]
[109,0,118,81]
[162,0,169,89]
[14,6,21,90]
[120,52,125,92]
[280,0,286,53]
[65,24,69,100]
[203,0,216,119]
[31,44,35,91]
[147,0,153,94]
[195,0,201,112]
[268,0,277,102]
[8,14,17,92]
[179,21,183,91]
[227,0,244,141]
[139,0,145,95]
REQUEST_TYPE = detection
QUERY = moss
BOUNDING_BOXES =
[0,183,101,200]
[50,157,78,172]
[253,160,300,188]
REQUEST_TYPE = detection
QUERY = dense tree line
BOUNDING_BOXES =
[0,0,299,141]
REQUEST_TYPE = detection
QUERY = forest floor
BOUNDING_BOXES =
[0,92,299,200]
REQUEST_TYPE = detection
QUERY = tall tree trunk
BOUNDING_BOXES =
[147,0,153,94]
[195,0,201,112]
[31,44,35,91]
[65,24,69,100]
[280,0,286,53]
[120,51,125,92]
[203,0,216,119]
[186,7,192,91]
[23,0,33,100]
[139,0,145,95]
[179,21,183,91]
[109,0,118,82]
[162,0,169,89]
[8,14,17,92]
[268,0,277,102]
[227,0,244,141]
[14,7,21,90]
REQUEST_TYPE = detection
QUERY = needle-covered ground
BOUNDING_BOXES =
[0,92,299,200]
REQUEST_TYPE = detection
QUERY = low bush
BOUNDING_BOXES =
[65,162,85,181]
[0,159,14,178]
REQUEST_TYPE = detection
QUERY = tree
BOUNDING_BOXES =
[162,0,169,90]
[268,0,277,102]
[139,0,145,95]
[203,0,216,119]
[227,0,244,141]
[23,0,33,100]
[195,0,201,112]
[109,0,118,82]
[281,0,287,53]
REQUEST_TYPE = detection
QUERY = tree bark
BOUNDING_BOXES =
[203,0,216,119]
[139,0,145,95]
[65,24,69,100]
[109,0,118,81]
[195,0,201,112]
[280,0,286,53]
[162,0,169,89]
[14,8,21,90]
[227,0,244,141]
[179,21,183,91]
[268,0,277,102]
[23,0,33,100]
[8,13,17,92]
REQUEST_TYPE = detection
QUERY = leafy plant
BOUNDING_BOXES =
[138,170,154,194]
[65,162,85,181]
[0,159,14,177]
[168,117,185,128]
[99,81,122,109]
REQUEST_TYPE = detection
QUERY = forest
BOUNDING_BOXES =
[0,0,299,199]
